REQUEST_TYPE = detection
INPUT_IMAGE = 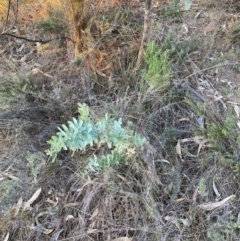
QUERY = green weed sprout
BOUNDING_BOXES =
[142,41,171,89]
[46,103,147,173]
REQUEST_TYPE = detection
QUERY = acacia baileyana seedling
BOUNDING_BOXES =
[46,103,147,173]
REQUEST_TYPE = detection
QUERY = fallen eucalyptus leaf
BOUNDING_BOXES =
[198,195,235,211]
[180,218,191,227]
[111,237,133,241]
[176,139,183,161]
[11,197,23,217]
[3,232,9,241]
[212,180,220,198]
[35,211,54,234]
[23,187,42,210]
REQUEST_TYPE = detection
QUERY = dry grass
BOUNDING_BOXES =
[1,0,240,240]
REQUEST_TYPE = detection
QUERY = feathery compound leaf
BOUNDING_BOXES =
[61,124,69,132]
[174,0,180,6]
[78,102,90,122]
[46,103,147,174]
[184,0,192,10]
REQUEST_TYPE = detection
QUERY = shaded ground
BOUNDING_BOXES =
[1,0,240,240]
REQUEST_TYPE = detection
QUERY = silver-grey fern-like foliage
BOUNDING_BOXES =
[46,103,147,173]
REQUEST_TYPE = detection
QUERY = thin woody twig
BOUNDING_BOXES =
[3,0,12,32]
[0,32,75,44]
[3,0,19,33]
[184,62,239,79]
[135,0,152,71]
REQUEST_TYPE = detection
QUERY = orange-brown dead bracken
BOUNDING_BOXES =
[0,0,60,21]
[1,0,141,77]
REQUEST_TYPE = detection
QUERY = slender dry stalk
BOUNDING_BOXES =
[135,0,152,71]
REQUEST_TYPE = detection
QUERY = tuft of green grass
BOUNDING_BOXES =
[0,75,35,109]
[229,20,240,47]
[38,7,68,35]
[141,41,171,89]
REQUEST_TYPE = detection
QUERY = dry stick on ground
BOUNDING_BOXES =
[1,1,72,44]
[0,32,74,44]
[135,0,152,71]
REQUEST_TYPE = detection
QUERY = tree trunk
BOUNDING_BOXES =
[68,0,84,61]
